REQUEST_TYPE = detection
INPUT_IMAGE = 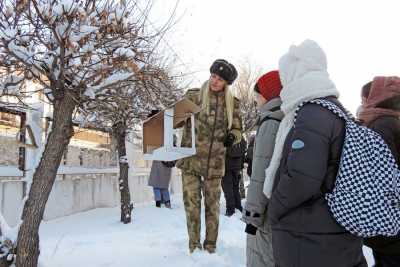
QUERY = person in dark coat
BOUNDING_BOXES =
[359,77,400,267]
[264,40,366,267]
[222,137,247,216]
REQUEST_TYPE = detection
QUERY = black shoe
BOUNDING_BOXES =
[156,201,161,208]
[164,200,172,209]
[225,209,235,217]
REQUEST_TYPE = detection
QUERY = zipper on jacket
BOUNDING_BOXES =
[206,93,219,178]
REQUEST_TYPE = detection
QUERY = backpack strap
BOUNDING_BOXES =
[294,99,355,195]
[395,169,400,200]
[258,115,281,126]
[258,106,282,125]
[294,98,355,125]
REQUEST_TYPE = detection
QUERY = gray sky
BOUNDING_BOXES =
[150,0,400,112]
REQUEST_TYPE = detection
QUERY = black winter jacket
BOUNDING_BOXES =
[225,138,247,171]
[268,97,366,267]
[364,115,400,255]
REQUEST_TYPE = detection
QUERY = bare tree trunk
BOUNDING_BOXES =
[112,123,132,224]
[16,94,76,267]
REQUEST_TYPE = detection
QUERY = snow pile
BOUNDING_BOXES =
[38,199,375,267]
[39,200,247,267]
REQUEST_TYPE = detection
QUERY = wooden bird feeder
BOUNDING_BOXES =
[142,98,201,161]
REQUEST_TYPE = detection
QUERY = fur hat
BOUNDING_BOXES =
[210,59,238,85]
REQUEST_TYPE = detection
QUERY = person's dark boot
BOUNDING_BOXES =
[189,243,202,253]
[236,206,243,213]
[225,208,235,217]
[203,240,216,254]
[164,200,172,209]
[155,201,161,208]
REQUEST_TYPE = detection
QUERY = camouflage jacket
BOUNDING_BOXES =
[177,87,242,178]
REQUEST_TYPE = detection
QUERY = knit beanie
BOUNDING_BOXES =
[254,70,282,102]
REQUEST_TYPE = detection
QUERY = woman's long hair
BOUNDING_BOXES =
[200,80,235,129]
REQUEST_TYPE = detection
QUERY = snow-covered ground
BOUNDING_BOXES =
[39,198,374,267]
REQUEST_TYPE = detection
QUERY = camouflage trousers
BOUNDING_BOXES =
[182,172,222,252]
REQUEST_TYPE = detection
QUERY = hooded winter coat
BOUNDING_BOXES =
[267,40,366,267]
[360,76,400,255]
[243,97,283,267]
[243,97,283,230]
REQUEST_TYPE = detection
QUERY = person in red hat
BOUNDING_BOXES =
[242,70,284,267]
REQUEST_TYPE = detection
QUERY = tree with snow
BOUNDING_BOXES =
[0,0,159,266]
[231,61,262,139]
[82,64,182,224]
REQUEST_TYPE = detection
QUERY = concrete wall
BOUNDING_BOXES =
[44,173,120,220]
[0,132,182,226]
[0,170,182,226]
[0,179,24,227]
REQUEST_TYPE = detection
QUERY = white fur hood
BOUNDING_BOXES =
[263,39,340,198]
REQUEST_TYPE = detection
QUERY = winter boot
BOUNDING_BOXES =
[225,208,235,217]
[164,200,172,209]
[155,201,161,208]
[203,240,216,254]
[189,243,202,253]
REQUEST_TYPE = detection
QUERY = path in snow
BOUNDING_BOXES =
[39,198,374,267]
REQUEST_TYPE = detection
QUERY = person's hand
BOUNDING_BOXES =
[243,209,263,228]
[245,224,257,235]
[223,133,235,147]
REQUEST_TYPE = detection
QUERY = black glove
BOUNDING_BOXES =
[245,224,257,235]
[223,133,235,147]
[162,161,176,168]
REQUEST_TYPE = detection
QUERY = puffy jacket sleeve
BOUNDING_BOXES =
[243,119,280,227]
[230,97,242,144]
[269,103,343,223]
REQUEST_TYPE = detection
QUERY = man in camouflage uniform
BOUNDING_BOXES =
[177,59,242,253]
